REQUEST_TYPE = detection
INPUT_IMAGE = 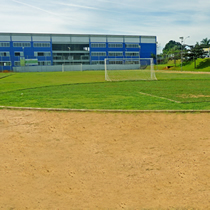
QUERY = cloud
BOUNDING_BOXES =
[57,2,109,12]
[11,0,59,16]
[1,0,210,51]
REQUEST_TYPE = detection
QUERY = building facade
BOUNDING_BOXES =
[0,33,157,70]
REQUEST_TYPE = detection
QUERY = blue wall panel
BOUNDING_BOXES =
[0,33,157,70]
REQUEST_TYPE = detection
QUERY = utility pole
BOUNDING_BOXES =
[179,37,183,71]
[179,36,190,71]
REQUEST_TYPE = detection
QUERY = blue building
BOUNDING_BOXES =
[0,33,157,71]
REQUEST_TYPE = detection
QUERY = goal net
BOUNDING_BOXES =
[105,58,157,81]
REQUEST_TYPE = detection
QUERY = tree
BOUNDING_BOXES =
[150,52,156,61]
[167,46,181,66]
[200,38,210,48]
[162,41,182,66]
[163,40,182,54]
[183,44,208,68]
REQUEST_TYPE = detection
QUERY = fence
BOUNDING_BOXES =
[13,63,141,72]
[13,64,103,72]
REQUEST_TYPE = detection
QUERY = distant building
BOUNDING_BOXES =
[0,32,157,71]
[203,48,210,57]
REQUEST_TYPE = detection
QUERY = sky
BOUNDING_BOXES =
[1,0,210,53]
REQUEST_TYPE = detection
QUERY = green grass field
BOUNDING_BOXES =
[157,58,210,71]
[0,70,210,110]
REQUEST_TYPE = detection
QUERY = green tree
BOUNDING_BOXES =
[200,38,210,48]
[150,52,156,61]
[184,44,208,68]
[163,40,182,54]
[162,41,182,66]
[168,46,181,66]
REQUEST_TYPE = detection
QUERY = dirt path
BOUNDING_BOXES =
[0,110,209,210]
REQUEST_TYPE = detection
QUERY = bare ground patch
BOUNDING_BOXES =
[179,94,210,98]
[0,110,209,209]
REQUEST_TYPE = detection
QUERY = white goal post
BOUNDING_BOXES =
[105,58,157,81]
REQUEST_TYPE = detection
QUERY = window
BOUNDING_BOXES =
[38,61,51,66]
[109,61,123,64]
[108,43,123,48]
[0,52,10,57]
[125,44,139,48]
[108,51,123,57]
[34,42,51,48]
[91,43,106,48]
[14,61,20,66]
[125,60,140,64]
[38,52,44,56]
[34,52,51,57]
[0,61,11,66]
[52,43,89,51]
[91,52,106,57]
[0,42,10,47]
[125,52,139,56]
[13,42,31,47]
[91,61,104,65]
[81,55,89,60]
[14,52,24,57]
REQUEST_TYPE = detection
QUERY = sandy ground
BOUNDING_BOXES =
[0,109,209,210]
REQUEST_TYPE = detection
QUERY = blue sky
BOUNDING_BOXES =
[1,0,210,52]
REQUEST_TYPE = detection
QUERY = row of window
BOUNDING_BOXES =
[91,43,106,48]
[108,52,123,57]
[107,60,140,64]
[33,43,51,48]
[14,52,51,57]
[3,41,140,50]
[109,61,123,64]
[91,52,106,57]
[38,61,51,66]
[14,61,51,66]
[91,60,140,65]
[91,61,104,65]
[13,42,31,47]
[91,52,140,57]
[0,52,10,57]
[0,42,10,47]
[14,52,24,57]
[1,42,141,49]
[91,60,123,65]
[0,42,51,48]
[0,61,11,66]
[109,43,123,48]
[126,44,140,48]
[125,52,139,56]
[91,43,140,48]
[1,51,138,58]
[0,51,52,57]
[34,52,51,57]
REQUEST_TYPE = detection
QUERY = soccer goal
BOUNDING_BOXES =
[105,58,157,81]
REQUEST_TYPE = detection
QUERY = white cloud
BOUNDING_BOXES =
[1,0,210,51]
[11,0,59,16]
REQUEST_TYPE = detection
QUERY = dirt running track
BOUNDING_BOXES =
[0,109,209,210]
